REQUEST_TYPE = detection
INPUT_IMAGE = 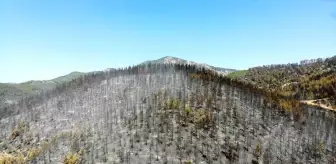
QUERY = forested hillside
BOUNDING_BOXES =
[229,56,336,110]
[0,64,335,164]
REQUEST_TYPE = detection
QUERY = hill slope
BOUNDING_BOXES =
[0,64,335,164]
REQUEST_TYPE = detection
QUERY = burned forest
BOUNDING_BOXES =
[0,64,335,164]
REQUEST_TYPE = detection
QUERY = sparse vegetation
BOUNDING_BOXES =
[254,144,262,159]
[160,96,214,129]
[27,148,41,161]
[185,104,191,116]
[193,109,213,129]
[9,121,27,140]
[184,160,192,164]
[0,153,25,164]
[63,153,81,164]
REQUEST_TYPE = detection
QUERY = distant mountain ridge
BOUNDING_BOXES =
[141,56,236,74]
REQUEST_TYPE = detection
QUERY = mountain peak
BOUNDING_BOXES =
[157,56,186,64]
[160,56,175,59]
[142,56,236,75]
[160,56,180,60]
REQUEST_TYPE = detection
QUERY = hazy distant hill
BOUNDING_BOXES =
[142,56,236,75]
[0,71,84,108]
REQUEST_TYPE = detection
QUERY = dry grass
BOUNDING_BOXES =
[63,153,81,164]
[27,148,41,161]
[0,153,25,164]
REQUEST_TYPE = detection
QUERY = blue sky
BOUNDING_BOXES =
[0,0,335,83]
